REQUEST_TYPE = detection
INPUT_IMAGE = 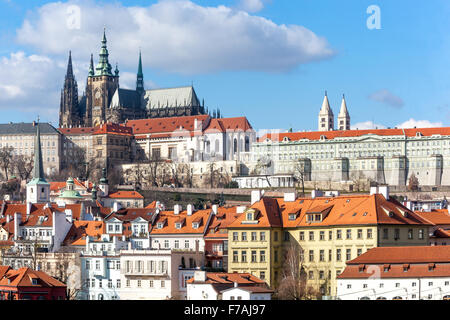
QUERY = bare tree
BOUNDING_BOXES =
[13,155,34,182]
[0,146,14,181]
[293,160,306,197]
[253,157,273,188]
[276,242,322,300]
[350,171,368,192]
[408,173,419,192]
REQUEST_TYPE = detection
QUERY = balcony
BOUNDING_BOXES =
[121,268,168,277]
[205,250,225,259]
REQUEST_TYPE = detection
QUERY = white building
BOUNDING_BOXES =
[119,249,203,300]
[186,271,272,300]
[337,246,450,300]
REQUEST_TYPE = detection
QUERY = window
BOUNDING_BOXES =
[274,231,278,241]
[408,229,413,239]
[233,232,238,241]
[309,250,314,262]
[96,260,100,270]
[328,250,332,261]
[346,249,351,261]
[336,249,341,261]
[337,230,342,240]
[284,232,290,242]
[308,271,314,280]
[164,240,169,248]
[241,251,247,262]
[137,280,142,288]
[357,229,363,239]
[319,250,325,262]
[117,279,121,288]
[86,260,91,270]
[108,279,112,288]
[320,231,325,241]
[149,280,154,288]
[260,232,266,241]
[383,229,389,239]
[233,251,238,263]
[274,250,278,263]
[357,249,362,256]
[309,231,314,241]
[346,229,352,239]
[419,229,424,240]
[251,251,257,263]
[252,232,257,241]
[241,232,247,241]
[299,231,305,241]
[161,281,165,288]
[260,271,265,280]
[329,230,332,240]
[367,229,373,239]
[260,251,266,263]
[394,229,400,240]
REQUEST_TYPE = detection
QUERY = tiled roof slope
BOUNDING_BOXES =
[151,209,212,235]
[0,267,66,288]
[415,209,450,225]
[260,127,450,142]
[347,246,450,264]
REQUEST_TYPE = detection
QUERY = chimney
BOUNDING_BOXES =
[234,282,238,288]
[212,205,218,215]
[378,185,390,200]
[65,209,73,223]
[370,186,379,196]
[237,206,247,214]
[284,191,297,202]
[251,190,263,205]
[194,270,207,282]
[14,213,21,240]
[113,201,122,212]
[194,119,198,130]
[187,204,193,216]
[85,236,90,251]
[26,202,32,217]
[6,215,10,223]
[174,204,181,215]
[311,190,323,199]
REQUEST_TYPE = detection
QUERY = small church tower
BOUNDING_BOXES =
[26,121,50,204]
[338,94,351,131]
[318,91,334,132]
[136,50,144,94]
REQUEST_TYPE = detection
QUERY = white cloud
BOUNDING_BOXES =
[16,0,335,74]
[238,0,266,13]
[351,121,386,130]
[396,119,443,129]
[368,89,404,108]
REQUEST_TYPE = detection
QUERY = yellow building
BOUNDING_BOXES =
[227,198,283,288]
[227,190,432,298]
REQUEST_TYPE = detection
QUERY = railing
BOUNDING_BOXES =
[121,268,168,276]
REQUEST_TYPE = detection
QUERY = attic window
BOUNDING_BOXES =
[175,222,182,229]
[32,279,38,285]
[299,200,304,204]
[383,265,390,272]
[428,263,436,271]
[416,132,423,137]
[157,222,164,229]
[363,212,368,216]
[192,222,199,229]
[352,213,357,217]
[346,199,350,203]
[288,213,297,221]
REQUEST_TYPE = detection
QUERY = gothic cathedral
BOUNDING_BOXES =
[59,30,207,128]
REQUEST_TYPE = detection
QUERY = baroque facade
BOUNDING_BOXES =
[59,30,207,129]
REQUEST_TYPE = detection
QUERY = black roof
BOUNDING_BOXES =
[0,123,60,135]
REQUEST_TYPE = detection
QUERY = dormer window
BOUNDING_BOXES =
[192,222,199,229]
[32,279,38,285]
[246,212,253,221]
[175,223,182,229]
[157,222,164,229]
[288,214,297,221]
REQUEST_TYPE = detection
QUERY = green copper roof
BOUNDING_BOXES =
[136,51,144,92]
[59,189,83,199]
[28,178,50,186]
[94,29,114,77]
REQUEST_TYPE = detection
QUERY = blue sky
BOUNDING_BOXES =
[0,0,449,132]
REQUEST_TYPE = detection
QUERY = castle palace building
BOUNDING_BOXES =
[59,30,207,128]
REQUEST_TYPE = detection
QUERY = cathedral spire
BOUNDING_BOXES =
[338,94,350,131]
[95,28,113,76]
[88,53,94,77]
[32,120,45,182]
[66,51,74,79]
[136,50,144,93]
[318,91,334,132]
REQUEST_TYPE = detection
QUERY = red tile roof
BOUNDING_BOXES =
[187,272,266,285]
[126,115,209,135]
[415,209,450,225]
[0,267,67,288]
[347,246,450,265]
[58,127,97,135]
[92,123,133,136]
[228,198,282,229]
[151,209,212,235]
[339,263,450,279]
[108,191,144,199]
[260,127,450,143]
[63,221,105,246]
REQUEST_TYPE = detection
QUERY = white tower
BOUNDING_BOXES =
[318,91,334,132]
[338,94,350,131]
[26,121,50,204]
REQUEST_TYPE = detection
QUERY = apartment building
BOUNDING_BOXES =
[227,187,432,297]
[0,122,62,176]
[337,246,450,300]
[119,249,203,300]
